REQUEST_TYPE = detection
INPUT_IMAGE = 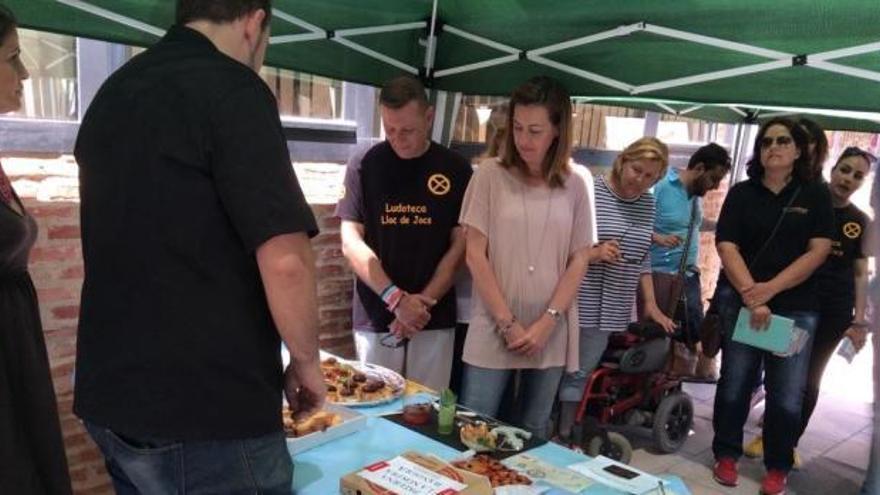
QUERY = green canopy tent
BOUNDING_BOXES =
[7,0,880,131]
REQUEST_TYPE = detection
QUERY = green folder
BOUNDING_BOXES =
[731,308,794,353]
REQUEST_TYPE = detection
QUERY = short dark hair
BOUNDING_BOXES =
[747,117,816,182]
[798,118,829,177]
[0,5,17,42]
[176,0,272,29]
[379,75,429,110]
[688,143,731,172]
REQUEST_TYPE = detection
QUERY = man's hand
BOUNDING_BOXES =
[389,318,419,339]
[644,304,676,334]
[653,233,682,248]
[844,326,869,352]
[749,304,772,331]
[393,293,435,330]
[742,282,778,309]
[284,358,327,421]
[592,240,621,263]
[508,316,555,357]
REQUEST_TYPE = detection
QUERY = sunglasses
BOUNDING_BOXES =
[760,135,793,149]
[380,332,407,348]
[840,146,877,165]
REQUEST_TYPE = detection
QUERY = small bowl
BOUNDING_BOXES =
[402,403,433,426]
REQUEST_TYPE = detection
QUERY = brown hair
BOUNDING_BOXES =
[379,75,429,110]
[501,76,573,188]
[611,137,669,184]
[0,5,16,42]
[481,104,508,159]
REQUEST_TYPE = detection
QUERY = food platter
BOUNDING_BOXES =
[283,404,368,454]
[321,356,405,407]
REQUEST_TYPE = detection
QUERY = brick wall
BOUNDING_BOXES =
[7,156,354,494]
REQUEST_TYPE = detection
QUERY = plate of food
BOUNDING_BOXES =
[459,421,533,453]
[321,356,405,406]
[452,454,533,488]
[283,404,367,454]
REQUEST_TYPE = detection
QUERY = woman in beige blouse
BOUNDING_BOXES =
[458,76,596,439]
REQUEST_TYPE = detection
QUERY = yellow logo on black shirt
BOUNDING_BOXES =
[843,221,862,240]
[427,173,451,196]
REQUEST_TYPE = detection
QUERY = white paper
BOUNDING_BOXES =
[357,456,468,495]
[567,456,669,494]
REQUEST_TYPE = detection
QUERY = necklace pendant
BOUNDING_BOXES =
[528,265,535,273]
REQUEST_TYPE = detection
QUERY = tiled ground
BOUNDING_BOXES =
[623,341,874,494]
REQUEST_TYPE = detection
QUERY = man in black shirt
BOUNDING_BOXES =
[73,1,324,492]
[336,76,472,391]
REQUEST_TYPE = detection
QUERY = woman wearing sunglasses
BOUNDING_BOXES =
[457,77,595,439]
[710,118,834,495]
[556,137,676,443]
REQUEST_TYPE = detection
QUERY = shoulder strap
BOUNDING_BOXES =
[749,185,802,269]
[676,198,699,276]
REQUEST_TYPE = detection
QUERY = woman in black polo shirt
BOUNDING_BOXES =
[710,117,834,495]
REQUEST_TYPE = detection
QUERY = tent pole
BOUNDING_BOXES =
[434,54,519,78]
[632,60,790,95]
[424,0,439,75]
[530,54,633,92]
[529,23,643,57]
[55,0,164,37]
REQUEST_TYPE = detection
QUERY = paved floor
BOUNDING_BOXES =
[623,341,874,494]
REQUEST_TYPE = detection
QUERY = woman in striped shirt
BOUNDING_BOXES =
[557,137,676,442]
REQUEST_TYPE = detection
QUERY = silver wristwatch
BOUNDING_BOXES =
[545,308,562,321]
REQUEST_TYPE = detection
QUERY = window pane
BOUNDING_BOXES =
[260,68,343,119]
[15,29,77,121]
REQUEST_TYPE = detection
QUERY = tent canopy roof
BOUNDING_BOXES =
[10,1,880,130]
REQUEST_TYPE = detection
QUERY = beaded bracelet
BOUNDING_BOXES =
[385,288,405,312]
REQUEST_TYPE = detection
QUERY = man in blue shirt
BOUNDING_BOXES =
[649,143,731,377]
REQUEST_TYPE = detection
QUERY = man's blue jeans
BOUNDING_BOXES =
[84,422,293,494]
[710,283,817,472]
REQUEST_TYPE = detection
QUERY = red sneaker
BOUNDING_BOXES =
[712,457,738,487]
[760,469,787,495]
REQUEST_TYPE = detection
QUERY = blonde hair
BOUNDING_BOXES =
[501,77,572,188]
[611,137,669,184]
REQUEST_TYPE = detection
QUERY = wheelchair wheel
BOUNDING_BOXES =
[584,432,633,464]
[652,391,694,453]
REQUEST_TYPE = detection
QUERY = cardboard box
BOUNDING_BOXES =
[341,451,493,495]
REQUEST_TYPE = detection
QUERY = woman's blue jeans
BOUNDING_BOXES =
[710,283,817,472]
[460,364,564,440]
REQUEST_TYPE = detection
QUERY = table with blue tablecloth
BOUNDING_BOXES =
[290,394,691,495]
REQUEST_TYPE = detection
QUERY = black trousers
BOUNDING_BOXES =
[797,311,852,443]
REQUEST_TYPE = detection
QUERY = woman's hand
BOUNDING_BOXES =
[591,240,621,263]
[653,233,681,248]
[644,304,676,334]
[741,282,778,309]
[844,326,869,352]
[749,304,772,331]
[508,316,555,357]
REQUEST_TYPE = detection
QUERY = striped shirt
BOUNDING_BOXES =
[577,175,655,332]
